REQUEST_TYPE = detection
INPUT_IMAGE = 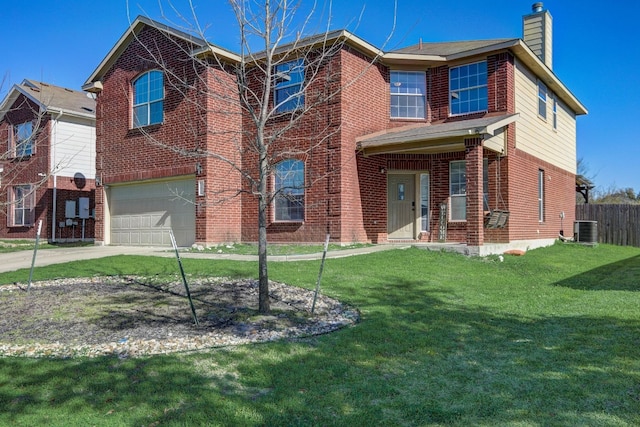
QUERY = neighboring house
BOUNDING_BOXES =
[82,3,586,254]
[0,80,96,242]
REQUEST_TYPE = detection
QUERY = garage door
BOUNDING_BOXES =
[110,179,195,247]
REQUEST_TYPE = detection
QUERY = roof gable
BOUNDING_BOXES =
[0,79,96,122]
[82,16,586,115]
[83,15,238,93]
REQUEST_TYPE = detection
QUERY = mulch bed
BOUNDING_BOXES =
[0,276,359,358]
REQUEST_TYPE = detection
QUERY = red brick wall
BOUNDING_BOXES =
[0,95,52,240]
[506,148,575,241]
[94,22,576,248]
[95,25,243,244]
[0,94,95,241]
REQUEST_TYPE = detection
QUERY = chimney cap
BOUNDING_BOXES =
[532,2,544,13]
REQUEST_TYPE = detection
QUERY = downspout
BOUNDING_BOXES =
[51,110,63,243]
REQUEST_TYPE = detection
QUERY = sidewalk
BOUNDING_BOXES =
[0,244,406,274]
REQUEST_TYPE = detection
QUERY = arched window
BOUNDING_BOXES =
[274,159,305,221]
[133,70,164,127]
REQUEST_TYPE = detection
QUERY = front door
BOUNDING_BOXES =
[387,174,415,239]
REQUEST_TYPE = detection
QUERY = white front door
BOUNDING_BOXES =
[387,174,415,239]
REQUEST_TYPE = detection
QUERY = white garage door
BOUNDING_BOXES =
[110,179,195,247]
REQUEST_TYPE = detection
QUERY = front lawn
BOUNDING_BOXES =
[1,243,639,426]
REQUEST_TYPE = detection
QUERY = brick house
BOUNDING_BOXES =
[83,3,586,254]
[0,80,96,242]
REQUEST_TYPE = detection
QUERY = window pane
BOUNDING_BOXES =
[149,101,163,124]
[275,59,304,113]
[420,174,429,231]
[133,105,148,127]
[134,73,149,104]
[449,61,488,115]
[451,195,466,221]
[390,71,426,118]
[148,71,163,101]
[133,71,164,127]
[275,159,305,221]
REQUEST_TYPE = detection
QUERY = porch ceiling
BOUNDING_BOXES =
[356,113,519,156]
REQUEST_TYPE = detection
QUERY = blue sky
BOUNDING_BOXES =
[1,1,637,192]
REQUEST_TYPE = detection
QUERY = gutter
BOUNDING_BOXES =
[50,110,63,243]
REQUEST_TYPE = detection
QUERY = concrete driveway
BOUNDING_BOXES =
[0,244,403,273]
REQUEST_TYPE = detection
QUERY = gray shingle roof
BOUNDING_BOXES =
[19,79,96,116]
[390,39,517,56]
[357,113,518,150]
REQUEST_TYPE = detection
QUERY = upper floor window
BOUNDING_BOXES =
[538,80,547,120]
[274,159,305,221]
[390,71,426,119]
[274,59,305,113]
[450,61,487,115]
[133,70,164,127]
[8,184,35,227]
[9,122,34,157]
[552,94,558,130]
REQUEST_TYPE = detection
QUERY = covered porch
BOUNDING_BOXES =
[356,113,518,248]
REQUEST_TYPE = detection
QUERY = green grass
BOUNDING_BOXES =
[0,239,93,253]
[1,243,640,426]
[190,241,373,255]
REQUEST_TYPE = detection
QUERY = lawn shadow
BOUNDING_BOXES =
[2,248,640,425]
[1,274,639,425]
[553,253,640,291]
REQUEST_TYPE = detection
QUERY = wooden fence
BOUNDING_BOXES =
[575,204,640,247]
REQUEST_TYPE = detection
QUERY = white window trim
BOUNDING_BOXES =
[552,94,558,130]
[273,159,305,222]
[538,169,545,222]
[132,70,164,128]
[449,61,488,116]
[538,80,547,120]
[8,184,35,227]
[390,71,426,119]
[449,160,467,222]
[448,159,490,222]
[8,122,34,158]
[420,173,429,231]
[274,59,305,113]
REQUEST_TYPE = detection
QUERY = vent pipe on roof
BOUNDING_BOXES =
[523,2,553,69]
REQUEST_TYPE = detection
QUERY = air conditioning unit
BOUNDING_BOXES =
[574,220,597,244]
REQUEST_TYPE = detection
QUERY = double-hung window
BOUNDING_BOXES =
[390,71,426,119]
[274,59,305,113]
[9,184,35,227]
[9,122,34,157]
[449,159,490,221]
[274,159,305,221]
[133,70,164,127]
[538,80,547,120]
[449,61,488,115]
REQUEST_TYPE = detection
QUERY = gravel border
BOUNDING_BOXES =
[0,276,359,359]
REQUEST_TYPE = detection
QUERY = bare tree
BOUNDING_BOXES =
[126,0,393,313]
[0,83,52,223]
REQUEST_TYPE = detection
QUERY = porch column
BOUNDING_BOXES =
[465,137,484,247]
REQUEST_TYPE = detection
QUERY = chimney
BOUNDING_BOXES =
[523,2,553,69]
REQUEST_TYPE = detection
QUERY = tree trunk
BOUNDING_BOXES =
[257,151,270,314]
